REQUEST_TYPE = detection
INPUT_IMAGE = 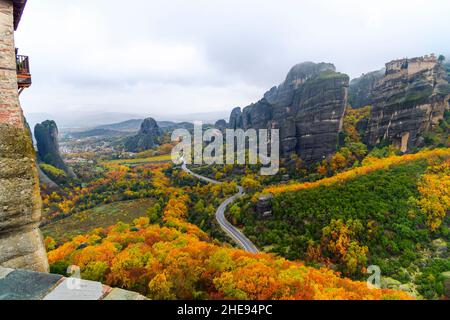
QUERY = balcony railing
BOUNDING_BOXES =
[16,54,31,93]
[16,54,30,74]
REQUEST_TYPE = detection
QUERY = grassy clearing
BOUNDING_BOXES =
[42,198,156,242]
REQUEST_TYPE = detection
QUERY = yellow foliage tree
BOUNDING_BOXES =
[416,159,450,231]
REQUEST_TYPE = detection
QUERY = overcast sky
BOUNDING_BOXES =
[15,0,450,121]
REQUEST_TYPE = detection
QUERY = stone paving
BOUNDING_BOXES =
[0,267,146,300]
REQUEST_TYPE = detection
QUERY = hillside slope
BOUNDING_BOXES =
[240,149,450,299]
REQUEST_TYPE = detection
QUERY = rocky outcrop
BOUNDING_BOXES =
[242,98,273,130]
[231,62,349,163]
[0,125,49,272]
[228,107,243,130]
[294,72,349,162]
[214,119,227,131]
[227,56,450,162]
[34,120,71,175]
[264,62,336,107]
[445,62,450,82]
[0,0,48,273]
[24,120,59,190]
[256,194,273,218]
[124,117,162,152]
[364,54,450,152]
[349,69,385,109]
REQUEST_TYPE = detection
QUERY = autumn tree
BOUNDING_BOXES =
[241,175,262,192]
[321,219,368,276]
[416,159,450,231]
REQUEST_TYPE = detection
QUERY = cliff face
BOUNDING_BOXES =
[125,117,162,152]
[229,56,450,163]
[445,62,450,82]
[230,62,349,162]
[349,69,385,109]
[0,0,48,272]
[34,120,72,175]
[214,119,227,131]
[0,125,49,272]
[364,55,450,152]
[294,72,349,162]
[264,62,336,107]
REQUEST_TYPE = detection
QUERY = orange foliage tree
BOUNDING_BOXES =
[47,218,411,300]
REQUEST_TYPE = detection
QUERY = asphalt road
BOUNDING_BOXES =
[181,162,259,254]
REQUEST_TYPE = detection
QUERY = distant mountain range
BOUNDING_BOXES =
[65,119,195,139]
[95,119,146,132]
[25,111,229,132]
[66,128,134,139]
[26,112,149,132]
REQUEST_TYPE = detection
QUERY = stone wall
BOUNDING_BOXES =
[0,0,48,272]
[0,0,22,126]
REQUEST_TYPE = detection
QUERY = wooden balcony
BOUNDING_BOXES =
[16,54,31,94]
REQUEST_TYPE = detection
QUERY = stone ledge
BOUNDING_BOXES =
[0,267,147,300]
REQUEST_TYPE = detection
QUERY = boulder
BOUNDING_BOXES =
[256,194,273,218]
[294,71,349,162]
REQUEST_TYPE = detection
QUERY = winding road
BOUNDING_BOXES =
[181,162,259,254]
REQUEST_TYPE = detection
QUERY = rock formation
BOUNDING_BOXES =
[256,194,273,218]
[0,0,48,272]
[363,54,450,152]
[228,55,450,162]
[228,107,243,130]
[34,120,71,175]
[229,62,349,163]
[445,62,450,82]
[349,69,385,109]
[293,71,349,162]
[23,120,60,190]
[214,119,227,131]
[124,117,162,152]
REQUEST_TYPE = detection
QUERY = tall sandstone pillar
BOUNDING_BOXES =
[0,0,48,272]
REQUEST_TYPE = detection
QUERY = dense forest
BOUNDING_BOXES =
[45,165,411,300]
[39,116,450,300]
[38,106,450,300]
[234,149,450,299]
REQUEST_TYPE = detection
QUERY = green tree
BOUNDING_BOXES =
[229,204,242,223]
[147,203,161,223]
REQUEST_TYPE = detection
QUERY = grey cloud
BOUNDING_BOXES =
[14,0,450,118]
